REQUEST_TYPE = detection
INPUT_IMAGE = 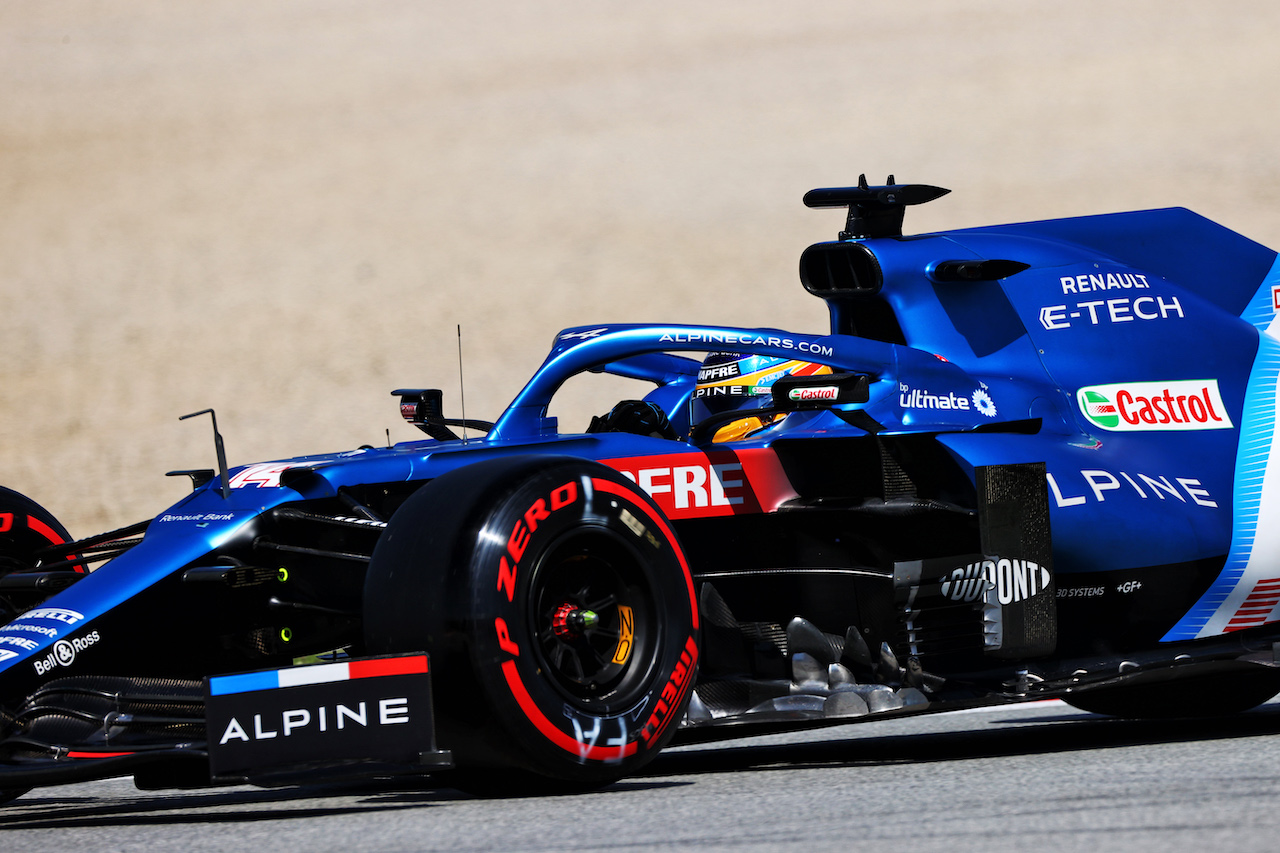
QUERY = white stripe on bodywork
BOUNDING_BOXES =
[1163,256,1280,640]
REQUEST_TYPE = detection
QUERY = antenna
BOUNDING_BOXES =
[180,408,231,499]
[457,324,469,443]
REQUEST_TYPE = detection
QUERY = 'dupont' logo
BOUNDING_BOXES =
[940,558,1050,605]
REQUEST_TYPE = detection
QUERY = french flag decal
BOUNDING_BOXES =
[205,653,448,780]
[209,655,428,696]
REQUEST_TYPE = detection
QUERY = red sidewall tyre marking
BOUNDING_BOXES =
[499,659,638,761]
[364,456,701,783]
[24,516,64,547]
[477,466,699,771]
[0,490,79,578]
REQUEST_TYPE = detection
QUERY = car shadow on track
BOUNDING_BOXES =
[643,702,1280,778]
[0,774,689,828]
[5,704,1280,825]
[0,776,492,830]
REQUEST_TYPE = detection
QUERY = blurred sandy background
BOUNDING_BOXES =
[3,1,1279,535]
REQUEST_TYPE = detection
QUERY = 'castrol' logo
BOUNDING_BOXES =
[788,386,839,402]
[1077,380,1232,432]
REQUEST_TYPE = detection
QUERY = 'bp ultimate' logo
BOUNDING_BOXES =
[1077,380,1233,431]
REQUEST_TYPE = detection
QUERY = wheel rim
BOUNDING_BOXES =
[528,527,659,713]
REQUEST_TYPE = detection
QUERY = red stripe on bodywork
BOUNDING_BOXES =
[1224,576,1280,631]
[602,447,797,520]
[349,655,428,679]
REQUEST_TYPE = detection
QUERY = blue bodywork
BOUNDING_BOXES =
[4,186,1280,788]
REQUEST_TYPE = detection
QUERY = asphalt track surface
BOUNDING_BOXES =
[4,699,1280,852]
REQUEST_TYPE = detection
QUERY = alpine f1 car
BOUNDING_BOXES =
[4,176,1280,802]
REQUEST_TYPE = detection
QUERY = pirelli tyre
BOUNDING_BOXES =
[363,456,700,791]
[0,486,77,627]
[0,486,75,806]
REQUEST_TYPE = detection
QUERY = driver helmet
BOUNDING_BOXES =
[691,352,832,442]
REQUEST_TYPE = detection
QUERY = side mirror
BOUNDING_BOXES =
[771,373,871,410]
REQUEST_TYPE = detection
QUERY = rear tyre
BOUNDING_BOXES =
[0,486,75,626]
[364,456,700,791]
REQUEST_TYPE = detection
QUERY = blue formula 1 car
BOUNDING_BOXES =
[4,177,1280,801]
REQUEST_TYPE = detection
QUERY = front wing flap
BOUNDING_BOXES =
[205,653,453,783]
[0,654,452,794]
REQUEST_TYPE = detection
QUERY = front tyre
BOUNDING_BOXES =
[0,486,76,627]
[364,457,700,789]
[0,486,71,804]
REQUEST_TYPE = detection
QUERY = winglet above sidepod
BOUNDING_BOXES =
[804,174,950,240]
